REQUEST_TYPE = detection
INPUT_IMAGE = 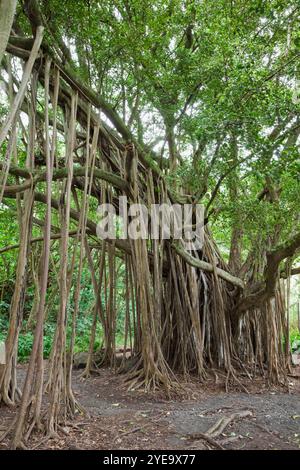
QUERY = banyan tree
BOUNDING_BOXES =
[0,0,300,449]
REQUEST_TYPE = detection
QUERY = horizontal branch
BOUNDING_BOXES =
[0,163,130,195]
[0,230,79,255]
[280,266,300,278]
[3,190,132,255]
[172,242,245,289]
[2,188,245,288]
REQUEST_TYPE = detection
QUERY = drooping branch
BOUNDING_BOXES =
[172,242,245,289]
[238,232,300,313]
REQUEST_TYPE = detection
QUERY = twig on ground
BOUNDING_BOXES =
[205,410,253,438]
[188,432,225,450]
[187,409,253,450]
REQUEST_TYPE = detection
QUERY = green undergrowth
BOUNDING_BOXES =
[0,315,116,362]
[0,315,298,362]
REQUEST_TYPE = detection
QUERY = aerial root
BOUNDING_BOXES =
[30,435,51,450]
[0,418,16,442]
[225,368,250,394]
[79,366,101,381]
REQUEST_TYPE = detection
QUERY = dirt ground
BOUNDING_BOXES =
[0,364,300,450]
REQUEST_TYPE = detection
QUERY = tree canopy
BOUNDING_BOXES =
[0,0,300,450]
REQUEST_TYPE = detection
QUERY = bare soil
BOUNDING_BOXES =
[0,364,300,450]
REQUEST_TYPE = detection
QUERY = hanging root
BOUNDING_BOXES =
[0,9,291,449]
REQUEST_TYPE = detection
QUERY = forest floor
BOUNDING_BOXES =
[0,364,300,450]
